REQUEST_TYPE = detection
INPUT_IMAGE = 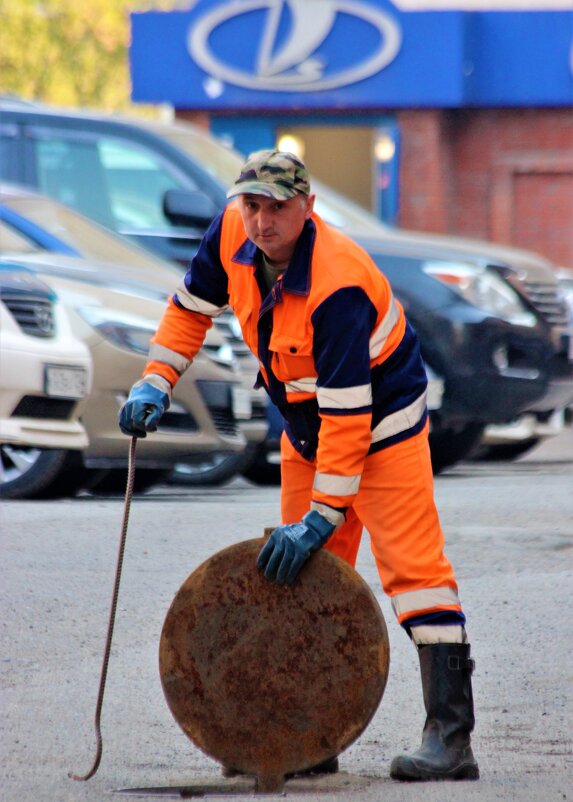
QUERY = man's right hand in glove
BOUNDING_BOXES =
[257,510,337,586]
[119,379,170,438]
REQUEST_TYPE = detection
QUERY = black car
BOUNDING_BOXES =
[1,97,570,473]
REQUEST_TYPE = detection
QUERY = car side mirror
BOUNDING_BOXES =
[163,189,218,227]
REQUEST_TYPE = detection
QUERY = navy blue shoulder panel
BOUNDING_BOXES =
[311,286,377,389]
[174,211,230,309]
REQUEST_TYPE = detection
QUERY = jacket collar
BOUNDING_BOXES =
[231,218,316,297]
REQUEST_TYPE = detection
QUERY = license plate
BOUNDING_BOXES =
[232,386,252,420]
[44,364,89,399]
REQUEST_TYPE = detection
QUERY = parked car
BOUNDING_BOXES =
[0,262,92,499]
[368,226,573,463]
[471,265,573,458]
[0,186,268,487]
[0,249,250,496]
[1,97,570,473]
[556,268,573,349]
[558,267,573,424]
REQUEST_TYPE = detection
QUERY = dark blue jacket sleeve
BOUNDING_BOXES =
[173,211,230,311]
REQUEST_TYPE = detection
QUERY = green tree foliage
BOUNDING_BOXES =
[0,0,183,111]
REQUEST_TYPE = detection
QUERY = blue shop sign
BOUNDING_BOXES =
[130,0,573,108]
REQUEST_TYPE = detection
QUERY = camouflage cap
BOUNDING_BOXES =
[226,149,310,201]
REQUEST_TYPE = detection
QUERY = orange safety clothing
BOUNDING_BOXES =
[142,201,465,632]
[145,202,428,520]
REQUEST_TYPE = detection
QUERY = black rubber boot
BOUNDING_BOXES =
[390,642,479,781]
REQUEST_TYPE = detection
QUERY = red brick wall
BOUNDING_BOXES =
[397,108,573,269]
[396,109,453,233]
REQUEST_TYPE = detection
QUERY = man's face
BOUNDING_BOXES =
[237,193,315,265]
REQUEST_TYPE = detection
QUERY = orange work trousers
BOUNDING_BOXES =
[280,421,462,624]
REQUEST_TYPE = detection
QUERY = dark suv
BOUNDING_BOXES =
[1,96,571,472]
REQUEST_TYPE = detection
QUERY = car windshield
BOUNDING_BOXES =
[158,126,245,188]
[157,126,390,237]
[1,195,168,269]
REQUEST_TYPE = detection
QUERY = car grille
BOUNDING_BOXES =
[160,410,199,432]
[521,280,569,328]
[209,408,239,436]
[251,397,268,420]
[11,395,76,420]
[212,311,252,358]
[196,380,239,437]
[1,292,55,337]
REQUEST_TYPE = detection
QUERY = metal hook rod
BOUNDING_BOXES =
[69,436,138,781]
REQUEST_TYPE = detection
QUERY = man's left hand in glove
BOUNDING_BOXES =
[256,510,337,586]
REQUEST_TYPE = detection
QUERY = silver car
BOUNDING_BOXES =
[0,262,92,498]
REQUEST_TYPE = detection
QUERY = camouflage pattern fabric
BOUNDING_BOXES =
[227,150,310,200]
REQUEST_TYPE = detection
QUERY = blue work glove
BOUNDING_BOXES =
[257,510,336,586]
[118,381,170,438]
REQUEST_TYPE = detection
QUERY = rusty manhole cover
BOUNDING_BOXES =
[159,537,389,792]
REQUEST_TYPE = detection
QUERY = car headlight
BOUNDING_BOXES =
[201,342,240,373]
[422,261,537,327]
[78,306,157,354]
[202,341,239,371]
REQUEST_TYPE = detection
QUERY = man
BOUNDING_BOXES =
[119,150,479,782]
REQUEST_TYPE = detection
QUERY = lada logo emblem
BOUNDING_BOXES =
[188,0,402,93]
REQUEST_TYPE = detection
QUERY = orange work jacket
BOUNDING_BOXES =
[144,203,428,518]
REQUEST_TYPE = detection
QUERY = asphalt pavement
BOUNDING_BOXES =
[1,427,572,802]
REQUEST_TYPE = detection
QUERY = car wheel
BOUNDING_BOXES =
[0,446,80,499]
[470,437,541,462]
[85,468,170,496]
[429,423,486,474]
[168,447,256,487]
[242,461,281,485]
[242,454,281,486]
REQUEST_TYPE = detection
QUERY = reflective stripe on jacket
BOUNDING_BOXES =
[144,203,428,513]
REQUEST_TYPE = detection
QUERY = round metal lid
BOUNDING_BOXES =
[159,538,389,791]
